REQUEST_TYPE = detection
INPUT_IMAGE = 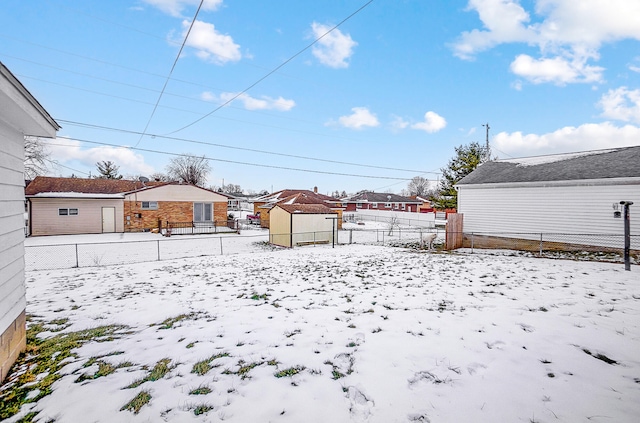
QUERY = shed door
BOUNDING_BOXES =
[102,207,116,233]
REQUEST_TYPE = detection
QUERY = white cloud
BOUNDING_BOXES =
[310,22,357,68]
[453,0,640,85]
[492,122,640,157]
[48,138,155,176]
[390,116,410,131]
[143,0,222,17]
[334,107,379,129]
[182,19,241,64]
[202,92,295,111]
[411,111,447,133]
[510,54,604,85]
[598,87,640,124]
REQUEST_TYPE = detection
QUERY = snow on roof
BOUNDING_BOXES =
[499,149,618,167]
[28,192,124,199]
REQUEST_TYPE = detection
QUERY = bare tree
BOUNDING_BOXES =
[149,172,169,182]
[166,154,211,186]
[407,176,430,197]
[24,136,49,179]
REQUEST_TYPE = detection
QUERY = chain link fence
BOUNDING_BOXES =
[24,229,637,271]
[458,232,639,264]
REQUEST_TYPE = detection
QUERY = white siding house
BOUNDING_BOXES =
[456,147,640,251]
[0,62,59,381]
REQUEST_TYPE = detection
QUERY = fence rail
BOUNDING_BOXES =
[24,229,638,271]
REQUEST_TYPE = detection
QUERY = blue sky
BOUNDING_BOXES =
[2,0,639,194]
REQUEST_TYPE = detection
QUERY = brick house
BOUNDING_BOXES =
[123,183,229,231]
[342,191,423,212]
[25,176,228,235]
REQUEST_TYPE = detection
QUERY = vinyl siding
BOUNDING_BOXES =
[30,198,124,236]
[0,126,25,335]
[291,214,335,246]
[458,183,640,248]
[269,206,291,247]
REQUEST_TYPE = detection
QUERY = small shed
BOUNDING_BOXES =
[269,204,338,248]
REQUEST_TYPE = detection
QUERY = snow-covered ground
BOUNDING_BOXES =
[8,243,640,422]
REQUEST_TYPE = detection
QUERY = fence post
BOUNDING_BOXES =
[349,229,353,245]
[471,233,474,253]
[75,244,79,268]
[313,231,316,246]
[219,237,223,255]
[539,233,543,257]
[157,240,161,261]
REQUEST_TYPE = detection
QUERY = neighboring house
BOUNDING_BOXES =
[1,62,59,381]
[25,177,229,235]
[25,177,158,236]
[123,183,229,231]
[269,204,338,248]
[456,146,640,250]
[254,188,343,229]
[342,191,423,212]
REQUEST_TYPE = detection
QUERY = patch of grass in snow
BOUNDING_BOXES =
[75,360,134,383]
[250,292,269,301]
[222,360,263,379]
[582,348,618,365]
[155,312,201,330]
[192,353,230,376]
[120,390,151,414]
[274,366,305,378]
[189,385,212,395]
[192,403,214,415]
[0,320,127,421]
[125,358,175,388]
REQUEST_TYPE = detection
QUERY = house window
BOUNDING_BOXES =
[371,203,378,208]
[356,202,363,209]
[194,203,212,222]
[385,203,392,208]
[401,203,406,210]
[58,208,78,216]
[141,201,158,210]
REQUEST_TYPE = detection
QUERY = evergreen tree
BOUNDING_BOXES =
[95,160,123,179]
[434,142,487,209]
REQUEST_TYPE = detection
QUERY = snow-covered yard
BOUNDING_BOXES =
[5,244,640,422]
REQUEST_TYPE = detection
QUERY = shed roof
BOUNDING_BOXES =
[457,145,640,185]
[276,204,336,214]
[25,176,167,196]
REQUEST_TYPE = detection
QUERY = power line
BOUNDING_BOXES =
[134,0,205,148]
[39,137,413,181]
[57,119,437,174]
[43,158,91,176]
[165,0,374,135]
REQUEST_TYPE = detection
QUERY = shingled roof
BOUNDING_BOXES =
[25,176,167,196]
[457,146,640,185]
[275,204,336,214]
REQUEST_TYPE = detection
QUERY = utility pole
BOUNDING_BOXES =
[482,123,491,161]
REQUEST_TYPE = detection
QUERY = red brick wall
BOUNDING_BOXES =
[124,201,228,231]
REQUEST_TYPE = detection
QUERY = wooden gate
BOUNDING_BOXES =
[445,213,463,250]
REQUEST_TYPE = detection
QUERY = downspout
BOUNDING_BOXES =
[27,198,32,237]
[290,212,293,248]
